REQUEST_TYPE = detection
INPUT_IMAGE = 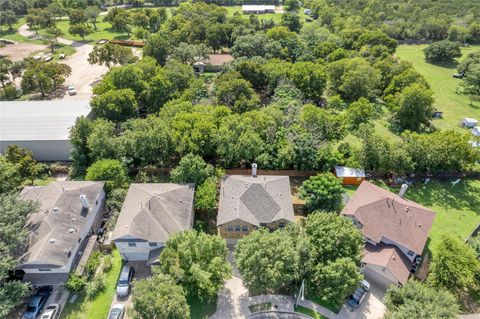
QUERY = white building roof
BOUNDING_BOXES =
[472,126,480,137]
[335,166,366,178]
[463,118,478,123]
[0,100,91,141]
[242,5,275,11]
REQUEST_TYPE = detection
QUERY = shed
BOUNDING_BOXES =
[0,100,92,161]
[472,126,480,137]
[462,118,478,128]
[334,166,366,185]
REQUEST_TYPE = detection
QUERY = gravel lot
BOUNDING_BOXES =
[0,42,47,61]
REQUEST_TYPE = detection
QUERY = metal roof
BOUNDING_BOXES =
[0,100,91,141]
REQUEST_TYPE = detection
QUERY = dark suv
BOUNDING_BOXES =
[347,280,370,309]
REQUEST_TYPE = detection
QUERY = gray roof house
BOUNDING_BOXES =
[0,100,92,161]
[111,183,195,263]
[18,181,105,285]
[217,174,294,239]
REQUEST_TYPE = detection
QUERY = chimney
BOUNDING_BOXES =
[79,195,89,209]
[399,184,408,198]
[252,163,257,178]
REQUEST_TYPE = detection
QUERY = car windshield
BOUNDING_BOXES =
[118,280,128,286]
[26,306,37,312]
[109,309,121,319]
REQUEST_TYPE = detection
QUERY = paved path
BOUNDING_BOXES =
[298,299,341,319]
[459,315,480,319]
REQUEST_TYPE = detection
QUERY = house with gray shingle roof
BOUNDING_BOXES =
[217,173,294,239]
[111,183,195,264]
[18,181,105,286]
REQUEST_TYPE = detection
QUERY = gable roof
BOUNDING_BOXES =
[19,181,105,269]
[341,181,435,255]
[111,184,195,242]
[0,100,91,141]
[363,243,411,284]
[217,175,294,226]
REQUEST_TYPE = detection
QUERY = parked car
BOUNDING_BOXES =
[107,304,125,319]
[40,304,60,319]
[44,54,53,62]
[67,85,77,95]
[116,265,134,298]
[21,286,52,319]
[347,280,370,309]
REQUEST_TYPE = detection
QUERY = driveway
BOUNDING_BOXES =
[338,281,386,319]
[19,24,108,100]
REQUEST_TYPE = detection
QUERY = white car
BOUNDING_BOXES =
[67,85,77,96]
[40,304,60,319]
[108,304,125,319]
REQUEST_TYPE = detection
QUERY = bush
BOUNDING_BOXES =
[84,251,102,278]
[194,177,218,215]
[85,159,129,192]
[424,40,462,63]
[299,173,345,212]
[85,273,106,300]
[66,273,86,292]
[102,255,113,273]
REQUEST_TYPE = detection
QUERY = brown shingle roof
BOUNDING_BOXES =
[363,243,411,284]
[205,54,234,66]
[341,181,435,255]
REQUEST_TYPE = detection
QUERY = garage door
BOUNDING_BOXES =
[123,251,148,261]
[363,265,397,289]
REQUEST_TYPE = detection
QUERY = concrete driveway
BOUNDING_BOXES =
[338,281,386,319]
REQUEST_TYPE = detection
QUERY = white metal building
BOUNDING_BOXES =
[242,5,275,14]
[0,100,92,161]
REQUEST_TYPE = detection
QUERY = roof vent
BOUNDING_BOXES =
[49,238,56,244]
[53,207,59,212]
[399,184,408,198]
[179,199,183,203]
[44,209,49,214]
[79,195,89,209]
[252,163,257,177]
[72,218,77,222]
[68,228,76,233]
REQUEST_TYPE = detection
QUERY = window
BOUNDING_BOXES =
[227,225,233,231]
[149,242,157,247]
[235,225,241,231]
[242,225,248,232]
[128,242,137,247]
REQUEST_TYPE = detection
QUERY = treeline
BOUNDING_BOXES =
[304,0,480,42]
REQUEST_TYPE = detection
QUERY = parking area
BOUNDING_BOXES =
[338,279,387,319]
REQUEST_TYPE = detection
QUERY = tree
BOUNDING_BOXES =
[384,280,459,319]
[88,43,136,68]
[461,63,480,94]
[0,10,17,31]
[69,23,93,41]
[170,43,210,65]
[84,6,101,30]
[21,61,72,97]
[347,97,375,129]
[299,173,345,212]
[143,32,171,66]
[91,88,137,122]
[170,153,215,185]
[4,145,41,184]
[393,83,434,132]
[280,13,302,33]
[158,230,232,301]
[194,177,217,215]
[132,272,190,319]
[44,26,63,53]
[447,25,469,44]
[313,257,363,304]
[284,0,300,12]
[288,62,327,103]
[424,40,462,63]
[85,159,128,191]
[68,8,86,24]
[428,235,480,299]
[0,194,36,317]
[235,227,300,294]
[215,72,260,113]
[0,58,12,87]
[26,8,54,34]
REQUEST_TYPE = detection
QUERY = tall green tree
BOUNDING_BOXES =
[424,40,462,63]
[132,272,190,319]
[21,61,71,97]
[299,173,345,212]
[170,153,215,185]
[91,88,137,122]
[235,227,300,294]
[85,159,128,192]
[88,43,136,68]
[393,83,434,132]
[385,280,459,319]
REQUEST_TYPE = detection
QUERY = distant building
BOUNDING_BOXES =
[242,5,275,14]
[0,100,92,161]
[341,181,435,288]
[334,166,366,185]
[461,118,478,128]
[472,126,480,137]
[111,184,195,264]
[17,181,105,286]
[217,167,294,240]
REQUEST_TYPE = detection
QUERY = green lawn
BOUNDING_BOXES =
[305,294,342,314]
[188,296,217,319]
[373,179,480,255]
[0,18,48,44]
[295,305,327,319]
[60,250,123,319]
[396,44,480,132]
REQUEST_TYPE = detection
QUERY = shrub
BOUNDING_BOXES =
[66,273,86,292]
[84,251,102,278]
[102,255,113,273]
[85,273,106,300]
[85,159,129,192]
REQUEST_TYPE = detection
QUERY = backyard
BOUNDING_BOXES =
[60,250,122,319]
[396,44,480,132]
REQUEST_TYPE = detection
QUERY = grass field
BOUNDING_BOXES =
[396,44,480,132]
[372,179,480,255]
[0,18,48,44]
[60,250,122,319]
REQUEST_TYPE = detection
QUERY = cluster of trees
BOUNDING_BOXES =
[304,0,480,43]
[235,212,364,305]
[131,230,232,318]
[459,51,480,95]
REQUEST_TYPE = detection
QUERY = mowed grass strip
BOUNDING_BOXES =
[396,44,480,132]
